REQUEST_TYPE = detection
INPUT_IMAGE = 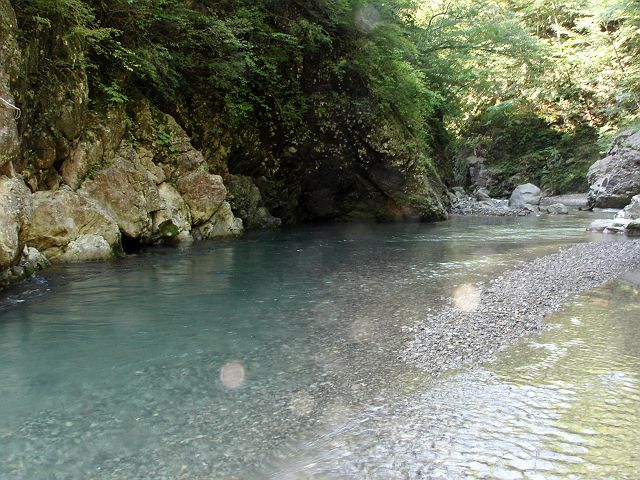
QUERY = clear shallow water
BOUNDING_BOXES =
[0,213,637,479]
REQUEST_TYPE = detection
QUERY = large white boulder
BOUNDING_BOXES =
[509,183,541,208]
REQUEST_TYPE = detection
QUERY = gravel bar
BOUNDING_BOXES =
[402,240,640,375]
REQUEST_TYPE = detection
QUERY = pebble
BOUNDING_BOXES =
[402,240,640,375]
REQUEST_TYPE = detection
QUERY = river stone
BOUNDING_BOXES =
[615,194,640,220]
[509,183,541,208]
[587,128,640,208]
[19,246,49,276]
[586,219,615,232]
[24,188,121,262]
[193,202,243,239]
[80,156,161,240]
[474,187,491,201]
[176,170,226,225]
[0,176,32,269]
[546,203,569,215]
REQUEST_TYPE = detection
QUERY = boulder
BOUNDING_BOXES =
[80,156,161,240]
[509,183,541,208]
[152,182,192,241]
[615,194,640,220]
[627,219,640,235]
[24,188,121,262]
[587,128,640,208]
[546,203,569,215]
[176,170,226,225]
[0,176,32,269]
[586,218,630,234]
[586,219,615,232]
[474,187,491,201]
[19,246,49,276]
[193,202,244,239]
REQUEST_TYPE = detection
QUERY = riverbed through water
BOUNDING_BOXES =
[0,213,638,479]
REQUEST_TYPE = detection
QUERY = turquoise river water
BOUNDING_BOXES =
[0,213,638,479]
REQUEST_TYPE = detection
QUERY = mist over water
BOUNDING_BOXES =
[0,213,637,479]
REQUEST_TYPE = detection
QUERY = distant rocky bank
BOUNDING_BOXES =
[402,240,640,375]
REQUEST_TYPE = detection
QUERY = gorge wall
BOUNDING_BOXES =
[0,0,449,285]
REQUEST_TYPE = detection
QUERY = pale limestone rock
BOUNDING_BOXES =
[194,202,243,239]
[509,183,541,208]
[615,194,640,220]
[587,129,640,208]
[586,219,615,232]
[59,234,113,262]
[80,156,161,239]
[0,176,32,269]
[176,170,226,225]
[152,182,191,241]
[546,203,569,215]
[24,188,121,261]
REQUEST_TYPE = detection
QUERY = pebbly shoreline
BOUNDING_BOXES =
[402,240,640,375]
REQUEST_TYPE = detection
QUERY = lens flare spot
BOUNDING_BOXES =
[355,4,381,32]
[220,361,245,390]
[453,283,481,312]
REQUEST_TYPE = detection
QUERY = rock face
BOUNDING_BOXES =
[587,129,640,209]
[586,194,640,235]
[0,176,32,270]
[467,156,491,189]
[509,183,541,208]
[226,175,281,229]
[24,189,121,262]
[0,0,20,172]
[615,194,640,220]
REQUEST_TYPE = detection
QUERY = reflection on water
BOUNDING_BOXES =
[0,213,636,479]
[271,279,640,479]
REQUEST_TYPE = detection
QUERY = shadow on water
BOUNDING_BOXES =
[0,212,636,478]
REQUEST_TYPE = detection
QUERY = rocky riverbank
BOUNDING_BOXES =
[402,240,640,375]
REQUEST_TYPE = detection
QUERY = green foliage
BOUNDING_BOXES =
[99,81,128,105]
[14,0,640,203]
[462,103,600,193]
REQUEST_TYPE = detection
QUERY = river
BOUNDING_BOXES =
[0,213,638,479]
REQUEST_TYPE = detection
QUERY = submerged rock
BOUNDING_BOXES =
[509,183,541,208]
[546,203,569,215]
[587,194,640,236]
[587,128,640,209]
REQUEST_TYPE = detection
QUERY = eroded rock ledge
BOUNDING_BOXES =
[402,240,640,375]
[0,102,258,286]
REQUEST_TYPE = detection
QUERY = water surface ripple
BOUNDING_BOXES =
[0,213,638,479]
